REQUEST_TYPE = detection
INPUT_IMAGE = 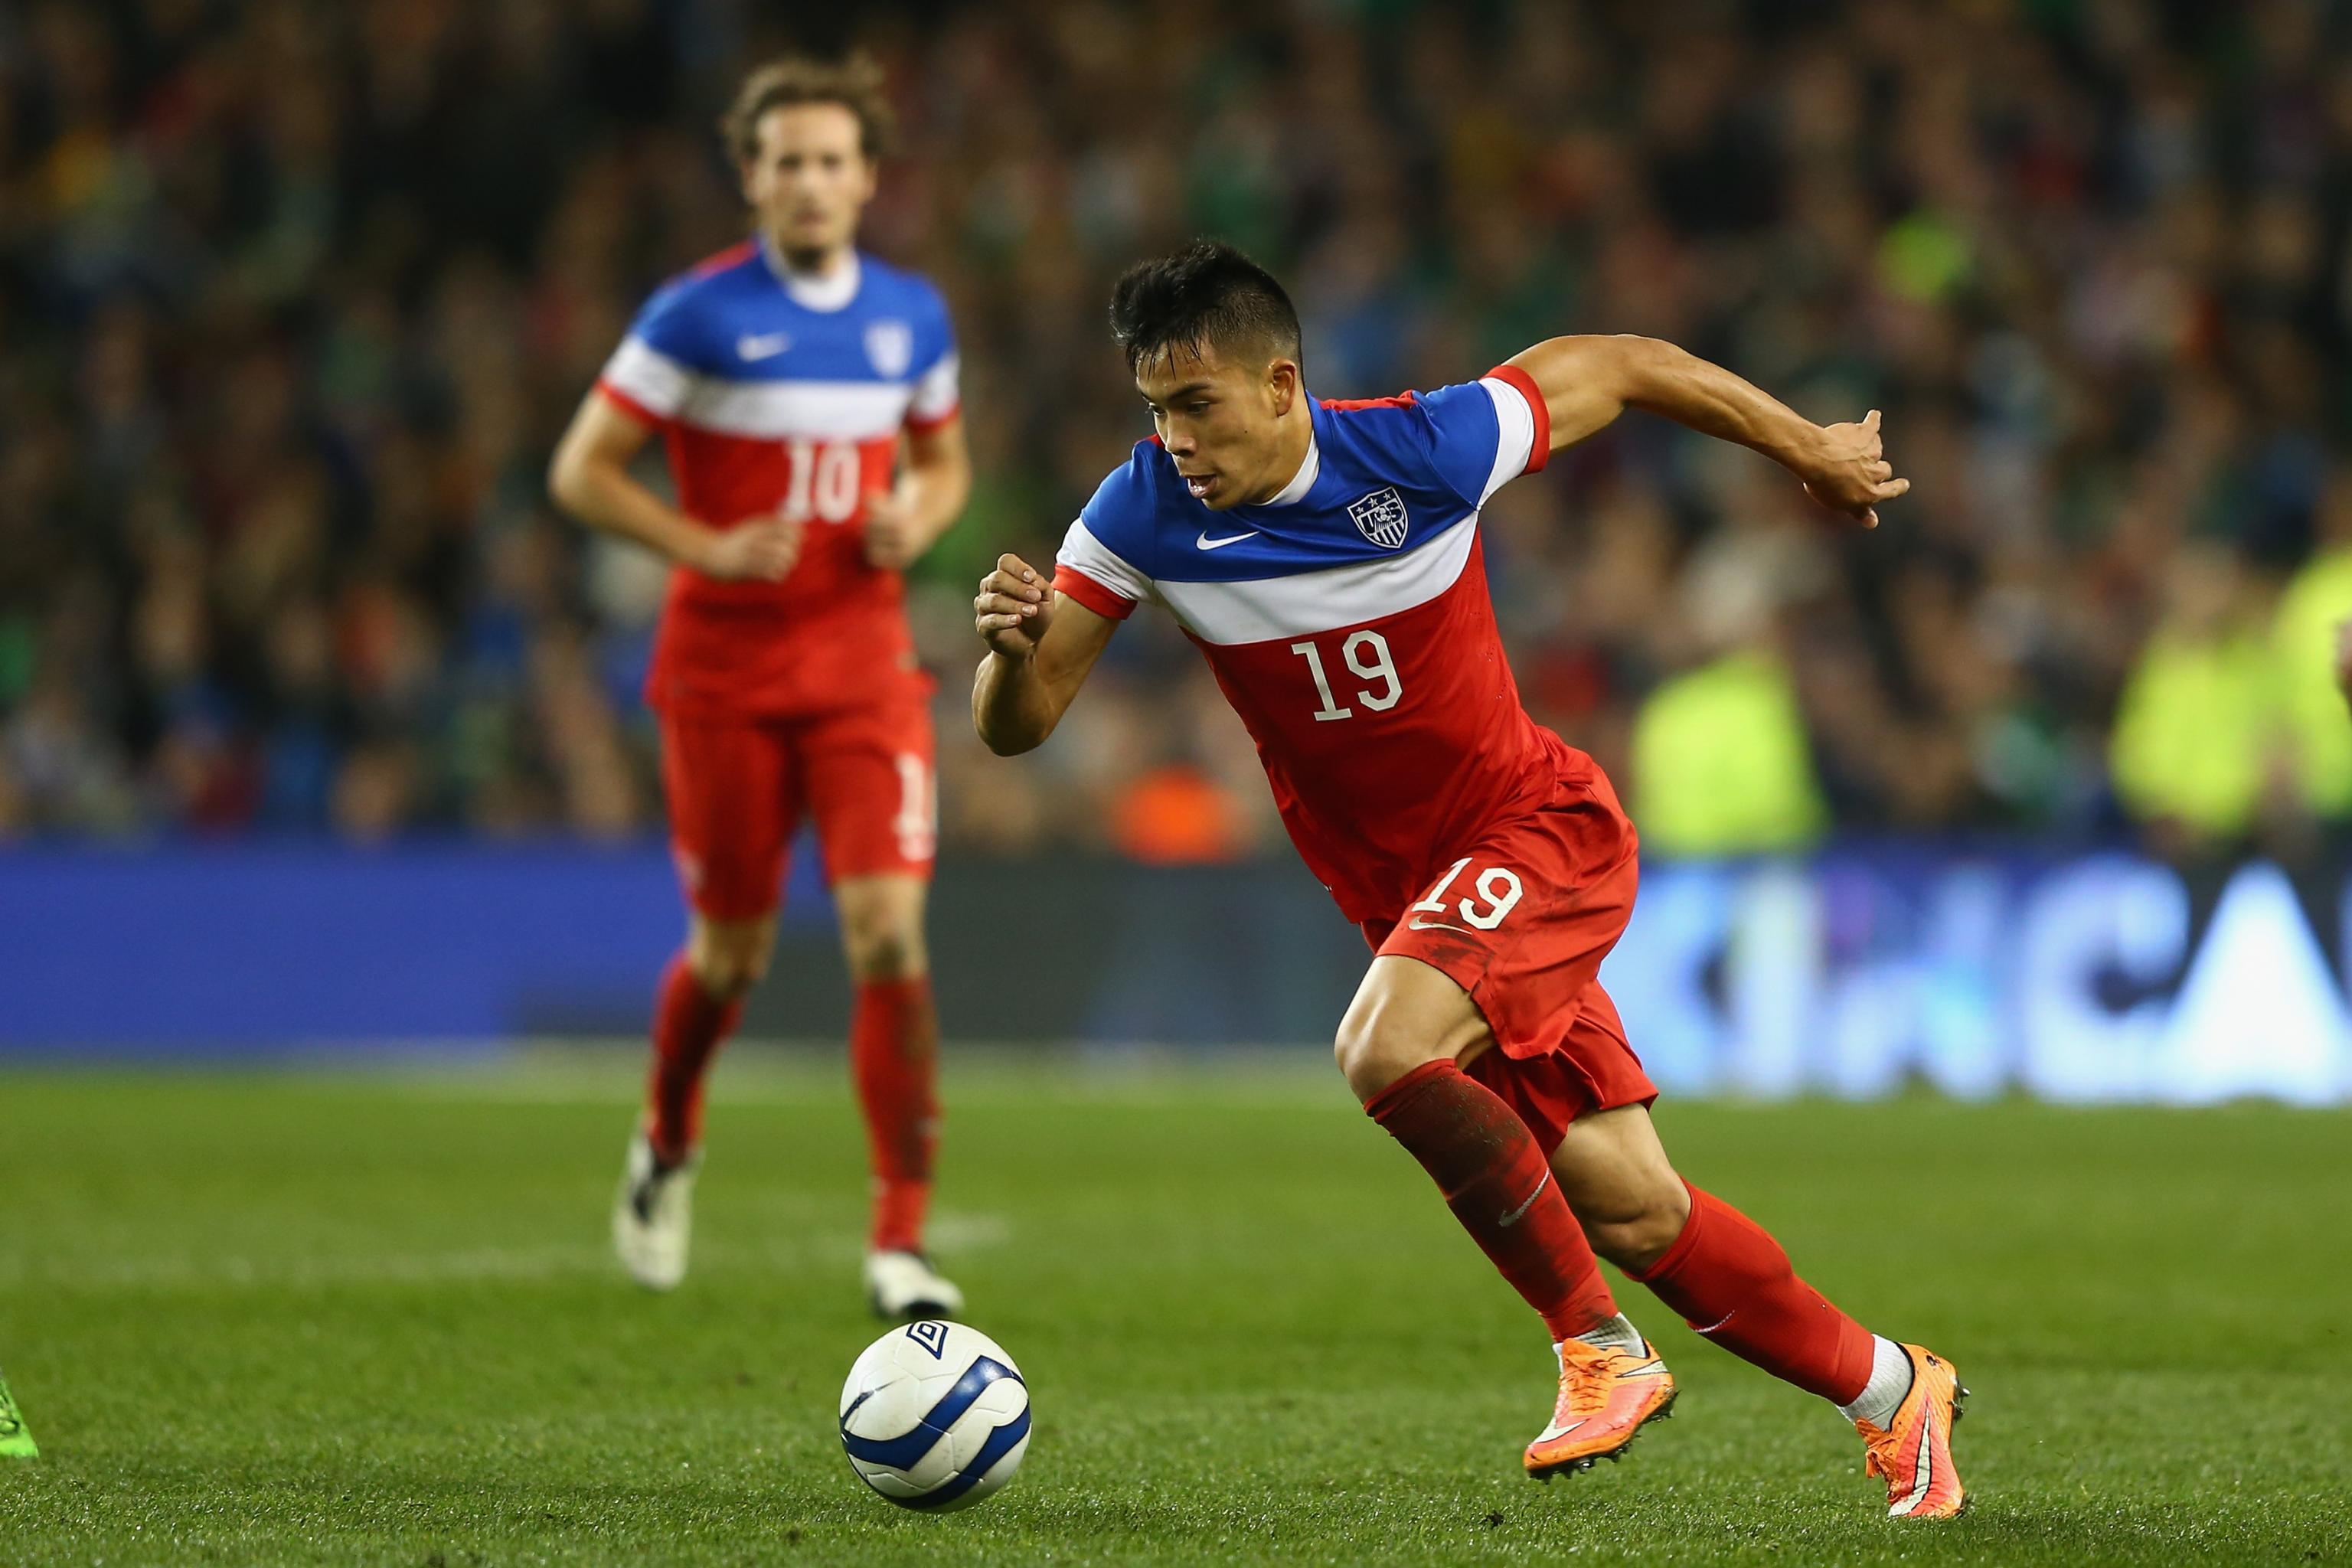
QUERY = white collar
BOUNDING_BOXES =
[764,238,861,312]
[1259,426,1320,508]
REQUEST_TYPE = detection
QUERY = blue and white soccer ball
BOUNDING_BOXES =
[838,1320,1031,1511]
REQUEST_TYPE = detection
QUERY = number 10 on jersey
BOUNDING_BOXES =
[1290,630,1400,721]
[780,438,863,524]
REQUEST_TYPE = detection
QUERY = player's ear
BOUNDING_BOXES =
[1267,358,1300,416]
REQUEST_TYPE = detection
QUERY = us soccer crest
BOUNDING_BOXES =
[1348,488,1410,550]
[864,319,914,377]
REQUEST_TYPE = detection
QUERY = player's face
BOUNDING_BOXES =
[1135,345,1301,511]
[743,103,877,262]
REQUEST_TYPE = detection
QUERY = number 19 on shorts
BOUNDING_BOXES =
[1410,857,1524,930]
[1289,630,1400,721]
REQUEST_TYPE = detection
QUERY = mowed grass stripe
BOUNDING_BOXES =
[2,1065,2346,1565]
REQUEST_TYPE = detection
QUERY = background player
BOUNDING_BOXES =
[972,242,1965,1517]
[548,55,969,1317]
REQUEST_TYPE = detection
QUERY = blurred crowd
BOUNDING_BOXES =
[8,0,2352,864]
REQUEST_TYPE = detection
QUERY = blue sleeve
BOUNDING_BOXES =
[626,279,714,371]
[1080,450,1155,541]
[1415,381,1508,509]
[912,278,957,377]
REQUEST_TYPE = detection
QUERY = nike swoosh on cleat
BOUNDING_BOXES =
[1196,530,1253,550]
[1891,1406,1936,1516]
[1498,1171,1550,1227]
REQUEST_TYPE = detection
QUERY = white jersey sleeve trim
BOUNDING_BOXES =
[600,335,692,420]
[1155,515,1478,645]
[1475,375,1538,504]
[1057,519,1155,605]
[909,351,961,424]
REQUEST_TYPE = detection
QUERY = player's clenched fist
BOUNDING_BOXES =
[694,515,804,582]
[975,554,1052,657]
[1798,409,1910,529]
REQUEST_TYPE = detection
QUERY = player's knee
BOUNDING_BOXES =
[1579,1180,1691,1272]
[686,949,766,998]
[844,926,922,980]
[1331,1010,1441,1103]
[841,911,925,980]
[685,924,773,998]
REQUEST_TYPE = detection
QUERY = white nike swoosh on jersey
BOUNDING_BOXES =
[1407,916,1472,933]
[736,332,792,361]
[1195,530,1253,550]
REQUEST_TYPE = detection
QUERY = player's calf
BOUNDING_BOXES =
[1548,1105,1691,1273]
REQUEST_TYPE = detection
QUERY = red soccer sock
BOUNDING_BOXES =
[1630,1182,1876,1403]
[852,975,940,1254]
[645,955,744,1165]
[1365,1059,1617,1342]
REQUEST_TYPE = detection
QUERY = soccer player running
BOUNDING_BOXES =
[972,242,1967,1517]
[549,56,969,1318]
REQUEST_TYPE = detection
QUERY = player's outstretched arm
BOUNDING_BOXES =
[547,393,802,580]
[1506,335,1909,528]
[972,554,1118,755]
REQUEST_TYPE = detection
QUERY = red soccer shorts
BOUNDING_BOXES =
[1360,771,1656,1153]
[658,697,936,922]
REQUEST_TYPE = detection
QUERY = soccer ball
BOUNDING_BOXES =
[838,1320,1031,1511]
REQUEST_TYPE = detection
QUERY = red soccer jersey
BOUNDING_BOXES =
[596,242,960,718]
[1053,370,1602,926]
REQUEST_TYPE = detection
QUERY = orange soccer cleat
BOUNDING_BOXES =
[1523,1333,1677,1479]
[1856,1344,1969,1518]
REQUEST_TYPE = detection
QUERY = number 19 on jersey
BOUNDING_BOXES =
[1290,630,1401,722]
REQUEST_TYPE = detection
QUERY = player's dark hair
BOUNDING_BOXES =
[1109,240,1302,373]
[723,52,895,165]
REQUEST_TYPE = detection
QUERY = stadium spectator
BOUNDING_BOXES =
[5,0,2352,863]
[2108,541,2287,854]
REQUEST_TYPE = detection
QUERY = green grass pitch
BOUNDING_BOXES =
[3,1056,2348,1566]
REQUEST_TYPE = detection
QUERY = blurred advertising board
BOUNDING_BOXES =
[1,841,2346,1104]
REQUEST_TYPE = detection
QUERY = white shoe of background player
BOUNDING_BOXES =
[864,1249,963,1319]
[612,1132,696,1291]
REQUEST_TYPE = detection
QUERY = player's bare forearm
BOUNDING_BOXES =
[870,417,973,568]
[548,394,720,568]
[1507,335,1909,526]
[550,392,801,580]
[972,648,1065,755]
[903,417,972,546]
[1510,335,1813,460]
[971,554,1116,755]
